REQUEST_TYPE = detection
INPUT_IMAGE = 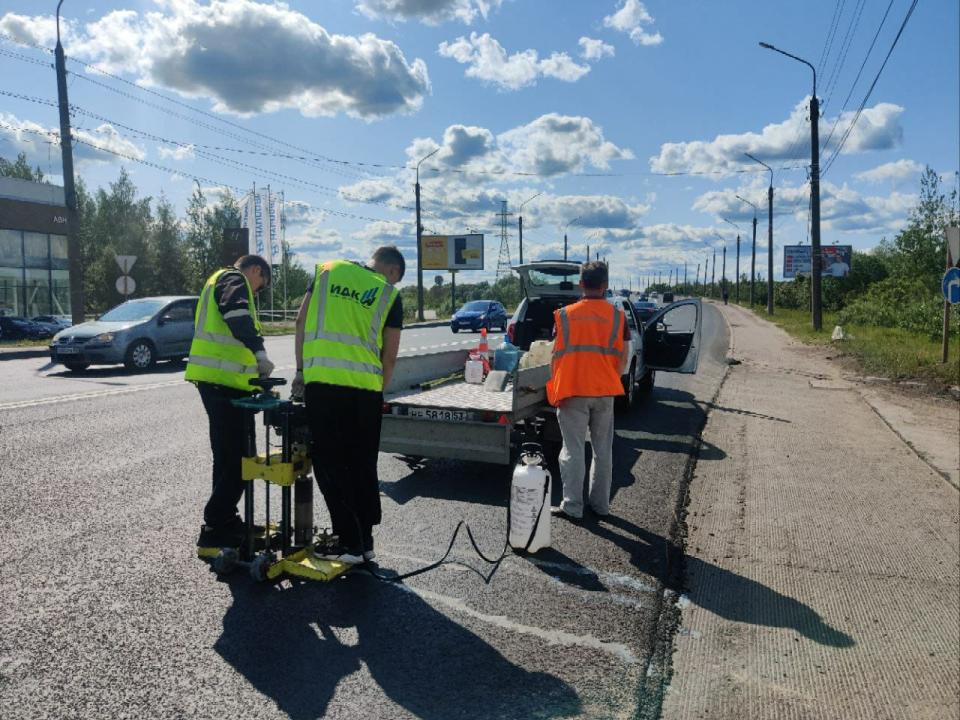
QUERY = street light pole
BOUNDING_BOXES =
[723,218,740,303]
[563,216,581,262]
[518,192,541,266]
[736,195,759,305]
[760,41,821,329]
[415,148,439,322]
[745,153,774,314]
[55,1,84,325]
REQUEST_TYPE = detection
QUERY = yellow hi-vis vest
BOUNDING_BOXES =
[184,268,263,392]
[302,260,398,392]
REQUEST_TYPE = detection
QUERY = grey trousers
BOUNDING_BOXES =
[557,395,615,517]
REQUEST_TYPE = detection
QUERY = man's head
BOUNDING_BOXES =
[371,245,406,285]
[579,261,608,298]
[234,254,271,292]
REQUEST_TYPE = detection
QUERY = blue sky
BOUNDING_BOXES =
[0,0,957,287]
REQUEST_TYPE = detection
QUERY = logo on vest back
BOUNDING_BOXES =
[331,283,379,307]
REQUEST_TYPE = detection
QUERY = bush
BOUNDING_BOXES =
[837,276,955,340]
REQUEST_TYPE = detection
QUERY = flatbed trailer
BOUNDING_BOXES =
[380,348,553,465]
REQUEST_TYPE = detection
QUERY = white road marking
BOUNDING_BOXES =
[400,585,638,664]
[2,364,299,411]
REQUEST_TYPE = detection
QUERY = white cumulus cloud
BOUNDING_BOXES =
[355,0,502,25]
[438,32,590,90]
[854,159,924,184]
[578,36,615,60]
[0,2,431,120]
[650,100,905,175]
[602,0,663,46]
[158,144,196,161]
[0,113,145,168]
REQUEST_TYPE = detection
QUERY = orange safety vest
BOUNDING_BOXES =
[547,298,625,406]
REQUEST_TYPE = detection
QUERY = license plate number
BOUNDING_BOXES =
[57,346,78,355]
[408,407,467,422]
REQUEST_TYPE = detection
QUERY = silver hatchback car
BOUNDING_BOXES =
[49,296,198,372]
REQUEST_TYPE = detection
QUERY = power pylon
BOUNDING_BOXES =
[495,200,514,279]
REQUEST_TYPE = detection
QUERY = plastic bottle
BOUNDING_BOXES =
[494,339,520,372]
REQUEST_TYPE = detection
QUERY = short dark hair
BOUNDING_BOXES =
[580,261,608,290]
[373,245,405,281]
[235,254,272,287]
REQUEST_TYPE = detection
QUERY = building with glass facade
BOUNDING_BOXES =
[0,176,71,318]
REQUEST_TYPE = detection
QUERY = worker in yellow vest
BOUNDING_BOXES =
[292,246,405,564]
[186,255,274,549]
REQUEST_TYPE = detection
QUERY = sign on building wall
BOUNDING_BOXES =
[421,234,484,270]
[783,245,852,278]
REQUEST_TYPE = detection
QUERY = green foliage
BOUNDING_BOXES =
[838,276,955,340]
[398,274,522,321]
[0,152,44,182]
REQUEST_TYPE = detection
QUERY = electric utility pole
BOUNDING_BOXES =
[414,148,438,322]
[746,152,774,314]
[695,263,700,294]
[55,1,84,325]
[711,249,716,297]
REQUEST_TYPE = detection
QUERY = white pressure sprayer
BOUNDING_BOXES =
[509,443,552,553]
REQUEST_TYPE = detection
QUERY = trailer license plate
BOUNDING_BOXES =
[408,407,467,422]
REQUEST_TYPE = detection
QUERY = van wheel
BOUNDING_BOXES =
[615,364,636,412]
[124,340,156,371]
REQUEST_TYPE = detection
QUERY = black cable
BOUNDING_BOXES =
[819,0,896,157]
[822,0,867,110]
[823,0,919,176]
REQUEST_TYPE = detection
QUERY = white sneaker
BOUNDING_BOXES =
[314,544,363,564]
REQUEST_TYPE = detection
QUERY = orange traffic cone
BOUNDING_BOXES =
[478,327,489,356]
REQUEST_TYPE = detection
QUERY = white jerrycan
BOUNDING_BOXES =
[509,443,552,553]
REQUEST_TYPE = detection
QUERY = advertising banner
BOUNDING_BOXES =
[783,245,852,278]
[421,234,484,270]
[240,188,283,267]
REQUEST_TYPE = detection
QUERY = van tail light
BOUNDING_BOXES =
[507,321,515,343]
[382,402,392,414]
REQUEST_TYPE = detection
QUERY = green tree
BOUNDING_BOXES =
[0,152,44,182]
[185,185,241,289]
[880,166,959,289]
[148,193,190,295]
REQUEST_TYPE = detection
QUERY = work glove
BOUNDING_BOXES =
[291,371,305,402]
[254,350,275,378]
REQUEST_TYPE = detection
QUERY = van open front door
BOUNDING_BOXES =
[642,298,702,374]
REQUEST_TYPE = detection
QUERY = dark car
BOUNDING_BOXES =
[662,292,675,304]
[0,316,48,340]
[450,300,508,333]
[32,315,72,335]
[632,301,659,325]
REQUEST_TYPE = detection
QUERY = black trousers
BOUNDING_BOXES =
[197,383,255,528]
[305,382,383,549]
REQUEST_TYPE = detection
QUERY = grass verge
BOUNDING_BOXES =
[733,301,960,391]
[0,338,49,349]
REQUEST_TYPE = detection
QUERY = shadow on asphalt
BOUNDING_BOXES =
[43,359,186,382]
[579,514,855,649]
[215,575,582,720]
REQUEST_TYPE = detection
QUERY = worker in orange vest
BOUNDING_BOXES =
[547,261,630,520]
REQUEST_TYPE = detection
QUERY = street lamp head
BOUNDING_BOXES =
[759,41,774,50]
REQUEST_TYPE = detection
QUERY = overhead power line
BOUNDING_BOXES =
[819,0,896,156]
[822,0,919,176]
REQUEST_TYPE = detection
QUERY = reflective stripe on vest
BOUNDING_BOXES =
[302,261,397,391]
[553,306,622,358]
[184,269,261,391]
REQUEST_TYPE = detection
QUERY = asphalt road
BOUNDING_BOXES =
[0,306,728,720]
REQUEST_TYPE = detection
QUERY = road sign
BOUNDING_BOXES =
[116,275,136,296]
[115,255,137,274]
[947,227,960,266]
[942,267,960,305]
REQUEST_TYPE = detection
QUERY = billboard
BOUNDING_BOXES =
[421,234,484,270]
[783,245,852,278]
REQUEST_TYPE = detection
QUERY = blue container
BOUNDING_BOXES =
[494,340,521,372]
